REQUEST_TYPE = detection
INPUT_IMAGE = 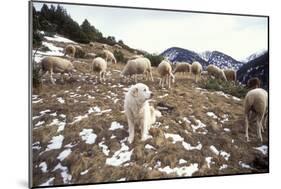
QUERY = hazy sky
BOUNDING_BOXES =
[34,2,268,60]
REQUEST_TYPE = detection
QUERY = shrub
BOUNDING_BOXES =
[144,53,164,67]
[198,78,249,98]
[114,50,126,63]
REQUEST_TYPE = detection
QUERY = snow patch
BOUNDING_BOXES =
[254,145,268,155]
[46,135,64,151]
[39,162,48,173]
[158,163,198,176]
[109,121,124,130]
[79,129,97,144]
[39,177,55,186]
[106,143,133,166]
[53,163,72,184]
[57,149,72,161]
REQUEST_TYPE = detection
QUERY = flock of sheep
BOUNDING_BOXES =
[37,42,268,143]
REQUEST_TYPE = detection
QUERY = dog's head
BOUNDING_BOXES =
[130,83,153,104]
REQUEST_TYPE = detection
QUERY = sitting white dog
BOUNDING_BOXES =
[124,83,161,143]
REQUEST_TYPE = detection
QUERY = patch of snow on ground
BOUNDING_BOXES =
[33,99,43,104]
[210,145,220,155]
[44,35,77,44]
[117,178,126,181]
[254,145,268,155]
[79,129,97,144]
[35,121,45,127]
[106,143,133,166]
[158,94,168,98]
[158,163,198,176]
[205,157,214,168]
[219,164,228,170]
[164,133,184,143]
[57,97,65,104]
[88,106,101,114]
[182,141,202,151]
[182,117,191,124]
[109,121,124,130]
[64,143,77,148]
[190,116,208,134]
[32,141,41,150]
[80,169,89,175]
[70,114,88,124]
[53,163,72,184]
[232,96,241,101]
[224,128,231,132]
[48,119,66,132]
[215,91,230,99]
[206,112,218,119]
[46,135,64,151]
[39,162,48,173]
[179,159,187,164]
[99,141,110,156]
[239,161,253,169]
[39,177,55,186]
[57,149,72,161]
[145,144,156,150]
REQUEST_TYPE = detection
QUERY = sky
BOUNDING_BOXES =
[33,2,268,61]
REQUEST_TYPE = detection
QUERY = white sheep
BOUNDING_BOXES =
[103,49,117,64]
[157,60,175,88]
[128,54,144,60]
[244,88,268,142]
[64,44,76,58]
[191,61,202,83]
[89,41,95,47]
[91,57,107,82]
[121,57,153,82]
[173,62,191,76]
[41,56,75,84]
[114,44,122,49]
[207,65,227,81]
[223,69,236,82]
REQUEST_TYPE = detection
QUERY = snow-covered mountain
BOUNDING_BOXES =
[161,47,243,70]
[206,51,244,70]
[160,47,208,67]
[242,49,267,63]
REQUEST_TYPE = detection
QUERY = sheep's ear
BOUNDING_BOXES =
[131,87,138,97]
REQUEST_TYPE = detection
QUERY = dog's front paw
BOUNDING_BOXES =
[128,137,134,144]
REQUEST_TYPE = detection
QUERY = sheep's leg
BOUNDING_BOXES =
[257,117,263,142]
[245,113,250,142]
[99,72,103,82]
[50,69,55,84]
[262,112,268,131]
[141,122,149,141]
[150,71,154,81]
[168,75,171,88]
[159,78,162,87]
[127,118,135,144]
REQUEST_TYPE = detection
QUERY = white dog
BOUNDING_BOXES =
[124,83,161,143]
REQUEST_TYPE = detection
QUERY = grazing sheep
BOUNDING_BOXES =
[191,61,202,83]
[247,77,261,89]
[158,60,175,88]
[128,54,144,60]
[121,57,153,82]
[64,44,76,58]
[89,42,94,47]
[173,62,191,76]
[223,69,236,82]
[114,44,122,49]
[207,65,227,81]
[91,57,107,82]
[244,88,268,142]
[85,53,97,59]
[41,56,75,84]
[103,49,117,64]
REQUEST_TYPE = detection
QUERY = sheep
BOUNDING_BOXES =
[173,62,191,76]
[103,49,117,64]
[121,57,153,82]
[247,77,261,89]
[114,44,122,49]
[191,61,202,83]
[207,64,227,81]
[128,54,144,60]
[85,53,97,59]
[223,69,236,82]
[41,56,75,84]
[157,60,175,88]
[89,42,94,47]
[64,44,76,58]
[91,57,107,82]
[244,88,268,142]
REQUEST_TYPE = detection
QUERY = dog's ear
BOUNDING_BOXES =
[131,87,138,97]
